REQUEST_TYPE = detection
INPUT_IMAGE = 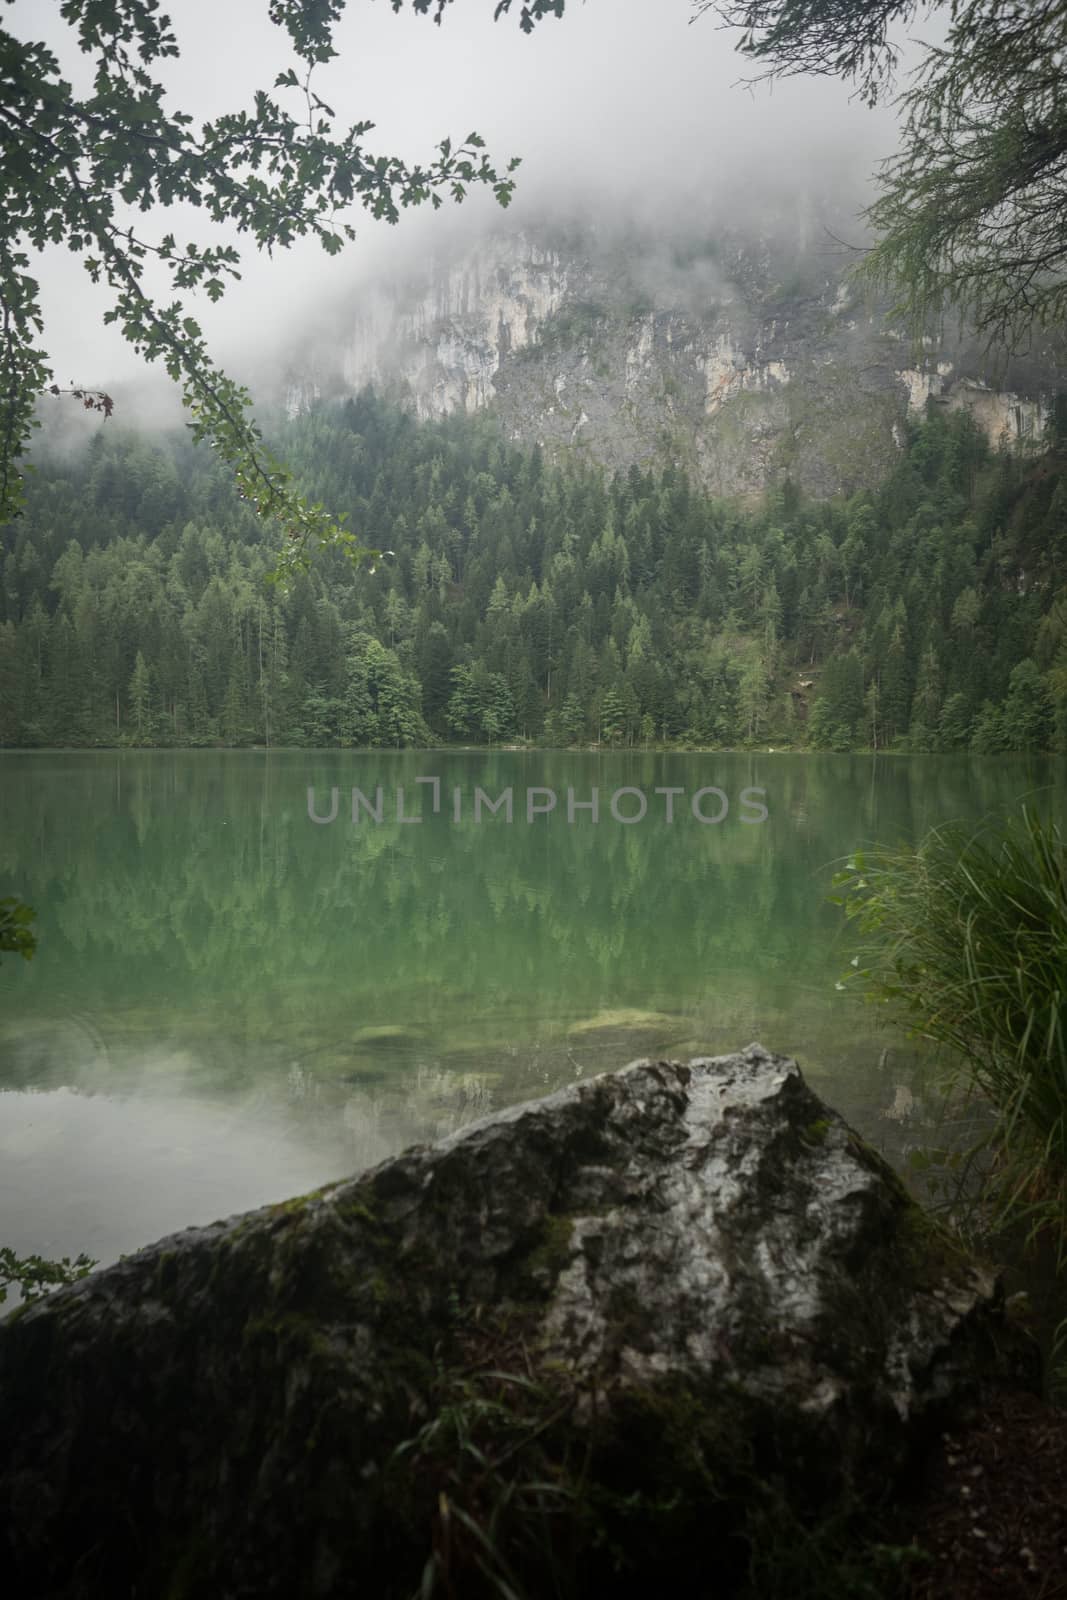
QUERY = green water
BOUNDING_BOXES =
[0,749,1061,1279]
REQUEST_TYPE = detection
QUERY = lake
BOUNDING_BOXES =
[0,749,1061,1292]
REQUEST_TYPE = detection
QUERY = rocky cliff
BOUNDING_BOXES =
[0,1046,1038,1598]
[283,219,1057,499]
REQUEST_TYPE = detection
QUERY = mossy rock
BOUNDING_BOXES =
[566,1007,679,1039]
[349,1024,428,1049]
[0,1046,1039,1598]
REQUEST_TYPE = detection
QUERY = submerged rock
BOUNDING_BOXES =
[565,1006,678,1036]
[0,1046,1038,1598]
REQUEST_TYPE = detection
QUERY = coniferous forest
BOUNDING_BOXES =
[2,389,1066,753]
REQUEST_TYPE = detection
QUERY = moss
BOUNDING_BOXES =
[523,1213,576,1285]
[155,1250,179,1298]
[846,1126,910,1193]
[368,1271,393,1306]
[891,1198,974,1289]
[241,1307,332,1355]
[225,1182,342,1244]
[335,1194,377,1227]
[267,1194,316,1219]
[802,1118,833,1145]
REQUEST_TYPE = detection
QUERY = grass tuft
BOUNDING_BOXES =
[833,806,1067,1392]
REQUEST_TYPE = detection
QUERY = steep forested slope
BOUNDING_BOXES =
[1,393,1065,751]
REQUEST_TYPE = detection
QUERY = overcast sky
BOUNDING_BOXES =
[10,0,924,412]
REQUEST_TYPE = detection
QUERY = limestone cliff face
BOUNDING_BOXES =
[284,222,1055,498]
[334,235,571,419]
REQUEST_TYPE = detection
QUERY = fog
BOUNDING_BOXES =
[9,0,925,416]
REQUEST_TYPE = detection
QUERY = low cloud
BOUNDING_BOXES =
[11,0,917,417]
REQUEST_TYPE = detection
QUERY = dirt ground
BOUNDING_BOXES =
[908,1390,1067,1599]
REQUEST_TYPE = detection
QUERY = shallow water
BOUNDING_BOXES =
[0,748,1061,1291]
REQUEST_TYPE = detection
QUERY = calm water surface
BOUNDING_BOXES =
[0,749,1061,1290]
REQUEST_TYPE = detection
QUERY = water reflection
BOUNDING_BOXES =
[0,749,1061,1284]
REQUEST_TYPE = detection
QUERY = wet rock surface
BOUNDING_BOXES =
[0,1045,1039,1597]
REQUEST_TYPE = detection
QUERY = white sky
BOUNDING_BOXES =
[8,0,925,408]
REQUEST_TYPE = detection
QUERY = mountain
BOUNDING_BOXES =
[281,216,1057,500]
[4,210,1066,756]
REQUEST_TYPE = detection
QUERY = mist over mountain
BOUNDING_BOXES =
[274,207,1059,501]
[14,0,909,429]
[15,0,1000,502]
